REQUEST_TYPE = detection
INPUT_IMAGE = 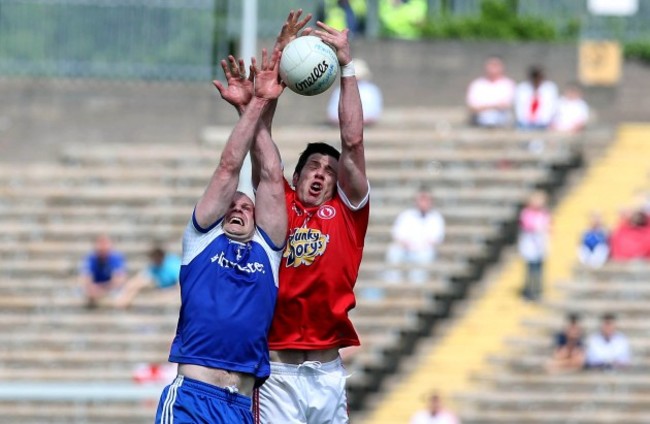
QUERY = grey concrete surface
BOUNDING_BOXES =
[0,40,644,163]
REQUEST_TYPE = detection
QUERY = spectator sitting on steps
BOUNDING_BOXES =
[383,187,445,284]
[585,313,630,370]
[545,313,586,374]
[79,234,127,309]
[410,392,460,424]
[514,65,559,130]
[551,83,590,133]
[577,211,609,269]
[466,55,515,128]
[114,244,181,310]
[609,207,650,261]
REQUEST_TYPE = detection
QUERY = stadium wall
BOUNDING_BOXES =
[0,40,640,162]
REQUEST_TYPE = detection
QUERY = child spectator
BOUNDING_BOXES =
[518,191,552,301]
[577,212,609,268]
[114,244,181,309]
[551,83,590,133]
[79,234,127,309]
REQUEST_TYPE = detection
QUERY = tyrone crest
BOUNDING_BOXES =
[317,205,336,220]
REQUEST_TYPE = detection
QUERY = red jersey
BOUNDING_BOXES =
[268,180,370,350]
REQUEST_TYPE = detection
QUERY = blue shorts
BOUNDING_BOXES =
[156,375,253,424]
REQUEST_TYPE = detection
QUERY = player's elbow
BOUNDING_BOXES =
[217,155,241,176]
[343,135,364,153]
[259,165,284,185]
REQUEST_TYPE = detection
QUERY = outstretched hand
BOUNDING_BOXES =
[252,49,285,100]
[313,21,351,66]
[274,9,313,51]
[213,56,254,112]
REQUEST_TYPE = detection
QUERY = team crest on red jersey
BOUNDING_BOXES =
[317,205,336,220]
[283,227,329,267]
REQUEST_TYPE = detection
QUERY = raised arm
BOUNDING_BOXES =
[314,21,368,207]
[273,9,313,52]
[249,9,313,190]
[195,51,279,229]
[214,55,254,116]
[250,51,287,246]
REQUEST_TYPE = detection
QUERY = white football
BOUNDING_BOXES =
[279,36,339,96]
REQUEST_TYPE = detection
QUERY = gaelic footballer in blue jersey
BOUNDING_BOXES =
[155,48,287,424]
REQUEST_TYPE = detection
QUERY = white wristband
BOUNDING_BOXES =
[340,61,355,78]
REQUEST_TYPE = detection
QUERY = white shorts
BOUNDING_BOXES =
[256,357,349,424]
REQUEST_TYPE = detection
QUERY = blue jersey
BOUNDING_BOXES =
[169,213,283,385]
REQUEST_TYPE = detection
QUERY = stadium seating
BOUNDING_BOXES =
[456,263,650,424]
[0,107,588,422]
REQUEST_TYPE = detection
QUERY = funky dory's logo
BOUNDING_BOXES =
[283,228,329,267]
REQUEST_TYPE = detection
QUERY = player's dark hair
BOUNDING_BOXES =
[293,142,341,177]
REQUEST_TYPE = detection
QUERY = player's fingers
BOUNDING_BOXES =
[219,59,230,76]
[296,12,312,29]
[237,58,247,78]
[301,27,314,37]
[251,57,258,75]
[313,31,335,46]
[248,64,255,82]
[315,20,336,33]
[268,49,281,70]
[228,55,239,76]
[212,80,225,94]
[261,48,268,70]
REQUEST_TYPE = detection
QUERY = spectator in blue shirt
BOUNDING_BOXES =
[578,212,609,268]
[79,234,127,309]
[114,244,181,309]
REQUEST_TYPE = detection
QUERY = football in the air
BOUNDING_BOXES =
[279,36,339,96]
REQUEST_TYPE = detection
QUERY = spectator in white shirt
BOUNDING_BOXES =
[551,83,590,133]
[514,65,559,130]
[466,56,516,128]
[410,392,460,424]
[585,313,630,370]
[384,188,445,284]
[327,58,383,126]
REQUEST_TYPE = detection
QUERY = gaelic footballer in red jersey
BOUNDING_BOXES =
[256,9,370,424]
[269,143,369,350]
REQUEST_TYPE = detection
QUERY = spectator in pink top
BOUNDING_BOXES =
[518,191,552,301]
[466,56,516,128]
